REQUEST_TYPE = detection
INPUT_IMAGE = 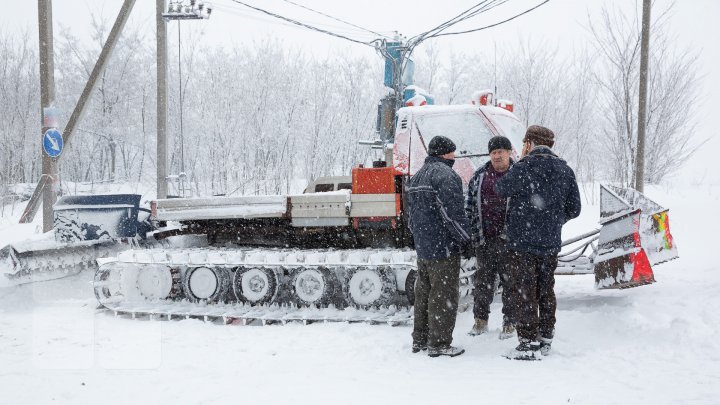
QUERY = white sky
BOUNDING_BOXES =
[2,0,718,184]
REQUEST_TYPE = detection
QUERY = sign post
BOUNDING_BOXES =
[38,0,57,232]
[21,0,137,227]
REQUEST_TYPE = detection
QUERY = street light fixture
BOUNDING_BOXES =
[163,0,212,20]
[162,0,211,197]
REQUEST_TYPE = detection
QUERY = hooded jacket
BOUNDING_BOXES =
[494,146,581,256]
[405,156,472,260]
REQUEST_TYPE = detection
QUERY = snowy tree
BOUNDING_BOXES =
[496,37,564,129]
[0,29,39,214]
[588,3,702,185]
[53,15,153,190]
[0,30,38,177]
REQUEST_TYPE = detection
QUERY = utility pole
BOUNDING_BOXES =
[635,0,651,192]
[20,0,137,226]
[38,0,57,232]
[157,0,169,199]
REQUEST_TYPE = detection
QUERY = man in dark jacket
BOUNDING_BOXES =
[495,125,581,359]
[406,135,471,358]
[465,136,516,339]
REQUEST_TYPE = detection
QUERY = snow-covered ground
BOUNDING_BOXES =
[1,183,719,404]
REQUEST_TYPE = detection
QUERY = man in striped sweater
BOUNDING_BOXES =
[465,136,517,339]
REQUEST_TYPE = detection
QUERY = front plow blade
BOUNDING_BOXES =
[1,237,124,287]
[1,194,148,287]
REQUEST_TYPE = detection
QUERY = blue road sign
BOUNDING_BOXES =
[43,128,64,158]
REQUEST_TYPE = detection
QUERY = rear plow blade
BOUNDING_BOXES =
[593,184,678,289]
[593,208,655,289]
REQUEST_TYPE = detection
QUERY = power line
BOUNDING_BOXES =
[408,0,501,45]
[213,4,384,38]
[390,0,509,98]
[405,0,508,59]
[382,0,549,106]
[434,0,550,37]
[224,0,550,102]
[278,0,390,39]
[227,0,378,47]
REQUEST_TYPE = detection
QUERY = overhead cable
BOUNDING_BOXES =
[227,0,378,47]
[395,0,508,93]
[214,4,381,38]
[408,0,500,45]
[279,0,390,39]
[435,0,550,37]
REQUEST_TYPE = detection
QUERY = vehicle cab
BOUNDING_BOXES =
[393,92,525,185]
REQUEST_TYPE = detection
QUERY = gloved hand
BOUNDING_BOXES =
[460,242,475,259]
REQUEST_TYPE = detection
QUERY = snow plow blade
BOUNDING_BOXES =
[1,194,149,287]
[556,185,678,286]
[593,185,678,289]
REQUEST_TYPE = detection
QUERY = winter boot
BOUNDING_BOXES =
[538,336,552,356]
[498,323,516,340]
[428,345,465,358]
[506,338,541,360]
[411,342,427,353]
[468,319,489,336]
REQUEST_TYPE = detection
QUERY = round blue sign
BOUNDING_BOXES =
[43,128,64,158]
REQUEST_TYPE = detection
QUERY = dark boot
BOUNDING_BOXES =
[428,345,465,358]
[538,336,552,356]
[498,322,515,340]
[507,338,540,360]
[412,342,427,353]
[468,318,488,336]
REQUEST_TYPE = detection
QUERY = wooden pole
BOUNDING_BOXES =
[38,0,57,232]
[157,0,169,199]
[635,0,651,192]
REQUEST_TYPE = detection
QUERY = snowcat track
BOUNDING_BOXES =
[103,302,416,326]
[94,247,475,326]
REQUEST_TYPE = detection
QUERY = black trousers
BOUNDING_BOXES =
[473,238,515,324]
[412,255,460,348]
[508,250,558,341]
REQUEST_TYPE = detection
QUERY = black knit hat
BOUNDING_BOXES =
[523,125,555,148]
[488,136,512,153]
[427,136,457,156]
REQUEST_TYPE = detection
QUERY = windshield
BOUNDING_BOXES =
[415,111,495,167]
[487,113,525,153]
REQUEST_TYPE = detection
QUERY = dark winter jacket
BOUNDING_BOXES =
[494,146,581,256]
[406,156,472,260]
[465,160,514,246]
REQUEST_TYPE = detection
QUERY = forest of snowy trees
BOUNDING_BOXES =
[0,4,701,199]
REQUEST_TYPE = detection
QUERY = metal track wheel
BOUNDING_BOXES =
[94,267,114,302]
[233,266,278,304]
[136,264,180,300]
[94,262,125,303]
[292,267,335,306]
[347,267,396,307]
[404,269,417,306]
[183,266,230,303]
